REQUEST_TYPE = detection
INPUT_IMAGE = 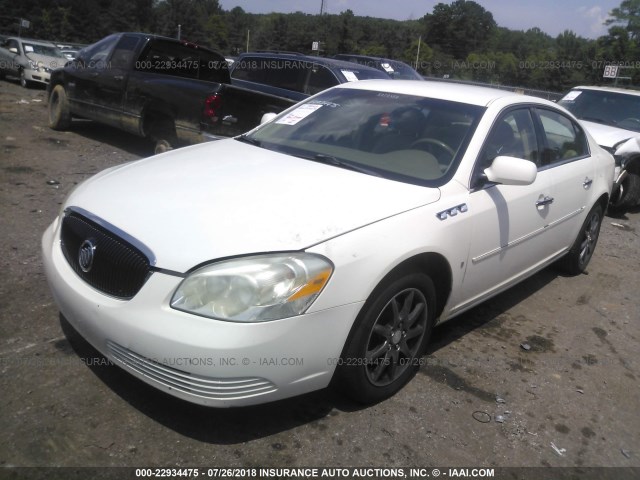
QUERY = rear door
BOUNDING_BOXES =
[534,107,594,249]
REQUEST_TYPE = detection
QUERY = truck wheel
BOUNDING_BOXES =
[557,203,603,275]
[154,139,173,155]
[148,117,177,155]
[609,171,640,213]
[334,271,435,404]
[48,85,72,131]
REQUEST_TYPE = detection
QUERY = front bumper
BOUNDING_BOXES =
[42,217,361,407]
[24,68,51,85]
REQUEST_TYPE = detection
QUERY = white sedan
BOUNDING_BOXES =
[42,81,614,407]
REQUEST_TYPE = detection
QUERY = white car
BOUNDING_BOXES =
[0,37,67,87]
[559,86,640,211]
[42,81,614,407]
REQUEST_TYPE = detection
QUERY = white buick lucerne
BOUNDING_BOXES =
[42,80,615,407]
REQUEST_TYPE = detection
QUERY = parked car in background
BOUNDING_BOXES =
[48,33,294,153]
[559,86,640,212]
[230,52,390,102]
[0,37,67,87]
[333,54,423,80]
[42,80,613,407]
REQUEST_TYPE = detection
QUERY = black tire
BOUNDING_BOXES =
[154,139,173,155]
[48,85,72,130]
[19,69,31,88]
[557,203,603,275]
[609,171,640,213]
[334,271,436,404]
[148,117,177,155]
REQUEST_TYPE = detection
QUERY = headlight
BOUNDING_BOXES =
[170,253,333,322]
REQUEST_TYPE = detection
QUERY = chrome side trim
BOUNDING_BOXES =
[472,206,585,264]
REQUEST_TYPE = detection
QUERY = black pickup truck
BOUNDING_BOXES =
[47,33,295,153]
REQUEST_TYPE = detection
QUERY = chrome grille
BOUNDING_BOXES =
[107,341,277,400]
[60,211,151,299]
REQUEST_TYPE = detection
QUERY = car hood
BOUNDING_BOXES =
[581,120,638,149]
[65,140,441,272]
[25,52,65,69]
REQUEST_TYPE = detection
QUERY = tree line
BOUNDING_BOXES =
[1,0,638,92]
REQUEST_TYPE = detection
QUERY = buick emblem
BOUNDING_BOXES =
[78,239,96,273]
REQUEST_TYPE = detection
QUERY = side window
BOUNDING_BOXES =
[83,35,119,68]
[230,56,266,83]
[306,65,338,95]
[537,109,588,165]
[266,60,306,92]
[136,40,201,79]
[479,108,539,170]
[109,35,140,69]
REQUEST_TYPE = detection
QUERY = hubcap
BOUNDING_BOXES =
[579,212,600,266]
[364,287,428,386]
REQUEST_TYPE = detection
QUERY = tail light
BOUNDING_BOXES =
[204,94,222,121]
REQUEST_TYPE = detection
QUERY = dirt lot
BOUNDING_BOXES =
[1,78,639,476]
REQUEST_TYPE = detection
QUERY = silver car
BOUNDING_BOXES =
[0,37,67,88]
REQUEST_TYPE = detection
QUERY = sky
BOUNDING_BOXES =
[218,0,623,39]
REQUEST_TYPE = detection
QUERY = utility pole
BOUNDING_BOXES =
[320,0,326,15]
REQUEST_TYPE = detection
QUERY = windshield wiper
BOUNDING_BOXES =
[302,153,383,177]
[235,134,261,147]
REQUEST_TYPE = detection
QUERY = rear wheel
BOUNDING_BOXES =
[557,203,603,275]
[148,117,177,155]
[48,85,72,130]
[335,272,435,404]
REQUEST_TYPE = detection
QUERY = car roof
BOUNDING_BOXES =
[335,79,557,107]
[335,54,407,64]
[6,37,57,46]
[569,85,640,97]
[237,52,386,73]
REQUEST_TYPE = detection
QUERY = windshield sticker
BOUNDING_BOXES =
[275,103,324,125]
[24,45,34,53]
[562,91,582,102]
[381,63,395,73]
[341,70,359,82]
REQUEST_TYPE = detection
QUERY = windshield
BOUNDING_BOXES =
[22,42,66,59]
[244,88,484,186]
[559,89,640,133]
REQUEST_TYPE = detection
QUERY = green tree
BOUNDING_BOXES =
[422,0,496,59]
[606,0,640,40]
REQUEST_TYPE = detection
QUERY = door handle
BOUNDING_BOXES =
[583,177,593,189]
[114,75,124,81]
[90,72,99,77]
[536,195,554,207]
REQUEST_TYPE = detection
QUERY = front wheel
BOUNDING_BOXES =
[557,203,603,275]
[334,272,436,404]
[609,171,640,213]
[19,69,31,88]
[48,85,72,130]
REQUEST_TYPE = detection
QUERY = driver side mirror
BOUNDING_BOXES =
[484,156,537,186]
[9,47,18,54]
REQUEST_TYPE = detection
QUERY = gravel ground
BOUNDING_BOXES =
[1,78,639,476]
